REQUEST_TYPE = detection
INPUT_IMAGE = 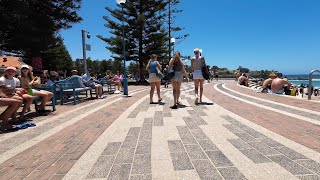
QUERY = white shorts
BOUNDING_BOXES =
[149,73,160,83]
[193,70,203,80]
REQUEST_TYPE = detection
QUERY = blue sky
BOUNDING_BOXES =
[60,0,320,75]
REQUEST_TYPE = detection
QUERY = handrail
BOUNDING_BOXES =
[308,69,320,100]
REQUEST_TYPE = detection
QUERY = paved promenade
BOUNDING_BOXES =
[0,81,319,180]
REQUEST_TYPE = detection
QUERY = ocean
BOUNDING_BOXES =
[286,74,320,87]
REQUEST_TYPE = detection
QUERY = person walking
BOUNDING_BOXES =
[191,48,206,105]
[169,54,188,109]
[146,54,162,104]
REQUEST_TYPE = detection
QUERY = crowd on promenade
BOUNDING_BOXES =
[0,64,127,132]
[0,47,211,132]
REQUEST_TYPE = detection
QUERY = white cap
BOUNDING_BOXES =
[21,65,29,69]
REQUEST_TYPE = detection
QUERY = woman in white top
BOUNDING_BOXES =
[191,48,206,104]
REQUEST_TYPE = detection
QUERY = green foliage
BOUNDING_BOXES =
[41,36,74,73]
[0,0,82,57]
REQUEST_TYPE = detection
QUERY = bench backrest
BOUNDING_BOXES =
[58,76,85,89]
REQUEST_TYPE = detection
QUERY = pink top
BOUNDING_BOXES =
[114,75,122,82]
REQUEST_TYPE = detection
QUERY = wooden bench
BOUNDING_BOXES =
[56,76,92,105]
[98,77,116,94]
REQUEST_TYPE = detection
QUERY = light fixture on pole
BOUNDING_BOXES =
[170,37,175,56]
[117,0,128,95]
[82,29,90,75]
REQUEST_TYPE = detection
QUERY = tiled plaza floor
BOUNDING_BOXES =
[0,81,319,180]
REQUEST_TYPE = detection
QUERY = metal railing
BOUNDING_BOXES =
[308,69,320,100]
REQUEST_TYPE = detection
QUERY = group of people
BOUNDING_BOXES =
[0,65,53,131]
[146,48,207,109]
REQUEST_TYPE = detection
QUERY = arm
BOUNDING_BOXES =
[146,59,151,72]
[168,59,174,70]
[191,58,195,71]
[156,61,162,70]
[180,60,188,78]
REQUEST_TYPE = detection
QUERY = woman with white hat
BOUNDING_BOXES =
[191,48,206,104]
[19,65,53,112]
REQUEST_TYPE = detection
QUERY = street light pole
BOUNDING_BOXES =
[171,37,175,56]
[117,0,128,95]
[82,29,90,75]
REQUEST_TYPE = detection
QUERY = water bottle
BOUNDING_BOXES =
[28,88,34,96]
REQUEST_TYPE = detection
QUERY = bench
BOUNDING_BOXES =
[56,76,92,105]
[98,77,116,94]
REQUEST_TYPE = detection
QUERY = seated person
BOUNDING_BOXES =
[19,65,53,112]
[82,71,104,99]
[0,84,23,131]
[261,72,277,93]
[113,71,123,92]
[271,76,292,94]
[238,73,248,86]
[0,66,32,120]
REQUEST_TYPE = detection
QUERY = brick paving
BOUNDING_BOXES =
[0,81,320,180]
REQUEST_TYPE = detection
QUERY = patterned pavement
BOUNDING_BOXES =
[0,81,319,180]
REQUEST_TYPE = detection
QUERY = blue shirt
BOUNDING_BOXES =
[150,61,157,73]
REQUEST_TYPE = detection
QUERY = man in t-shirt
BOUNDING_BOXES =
[0,66,33,122]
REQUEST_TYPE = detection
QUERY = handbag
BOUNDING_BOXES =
[201,58,210,80]
[156,67,164,79]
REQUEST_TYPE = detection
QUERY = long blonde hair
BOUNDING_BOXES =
[20,69,34,81]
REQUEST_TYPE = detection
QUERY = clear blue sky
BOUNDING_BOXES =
[60,0,320,75]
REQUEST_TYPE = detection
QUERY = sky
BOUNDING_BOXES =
[60,0,320,75]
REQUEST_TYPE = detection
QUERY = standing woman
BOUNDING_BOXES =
[191,48,206,104]
[169,54,188,109]
[146,54,162,104]
[19,65,53,112]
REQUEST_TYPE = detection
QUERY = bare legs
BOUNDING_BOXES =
[0,98,22,129]
[193,79,204,104]
[150,81,161,103]
[171,80,181,107]
[33,90,53,110]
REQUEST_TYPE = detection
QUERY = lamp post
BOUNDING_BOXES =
[82,29,90,75]
[117,0,128,95]
[170,37,175,56]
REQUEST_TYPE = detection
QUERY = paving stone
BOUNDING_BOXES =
[127,127,141,137]
[170,152,194,170]
[297,175,320,180]
[268,155,312,175]
[176,126,197,144]
[107,163,131,180]
[131,154,151,174]
[168,140,186,153]
[198,140,220,151]
[141,123,153,132]
[135,141,151,154]
[190,114,208,125]
[241,127,267,139]
[220,115,235,122]
[192,159,223,180]
[143,118,153,124]
[102,142,122,156]
[194,109,207,116]
[128,110,139,118]
[184,145,207,160]
[217,167,248,180]
[274,146,308,160]
[248,142,281,156]
[223,124,244,134]
[121,135,139,148]
[259,138,284,148]
[187,110,197,114]
[239,149,272,163]
[154,111,164,126]
[295,159,320,175]
[206,151,234,167]
[228,139,252,150]
[86,156,114,179]
[190,129,209,140]
[130,174,152,180]
[183,119,201,130]
[139,130,152,141]
[114,148,135,164]
[235,133,259,143]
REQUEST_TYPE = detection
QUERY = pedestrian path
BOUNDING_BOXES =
[0,81,319,180]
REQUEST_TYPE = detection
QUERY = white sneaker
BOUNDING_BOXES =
[114,90,121,94]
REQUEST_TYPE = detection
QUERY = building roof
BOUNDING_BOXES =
[0,56,25,69]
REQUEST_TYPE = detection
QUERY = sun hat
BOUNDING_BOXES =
[21,65,29,69]
[193,48,201,52]
[5,66,17,71]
